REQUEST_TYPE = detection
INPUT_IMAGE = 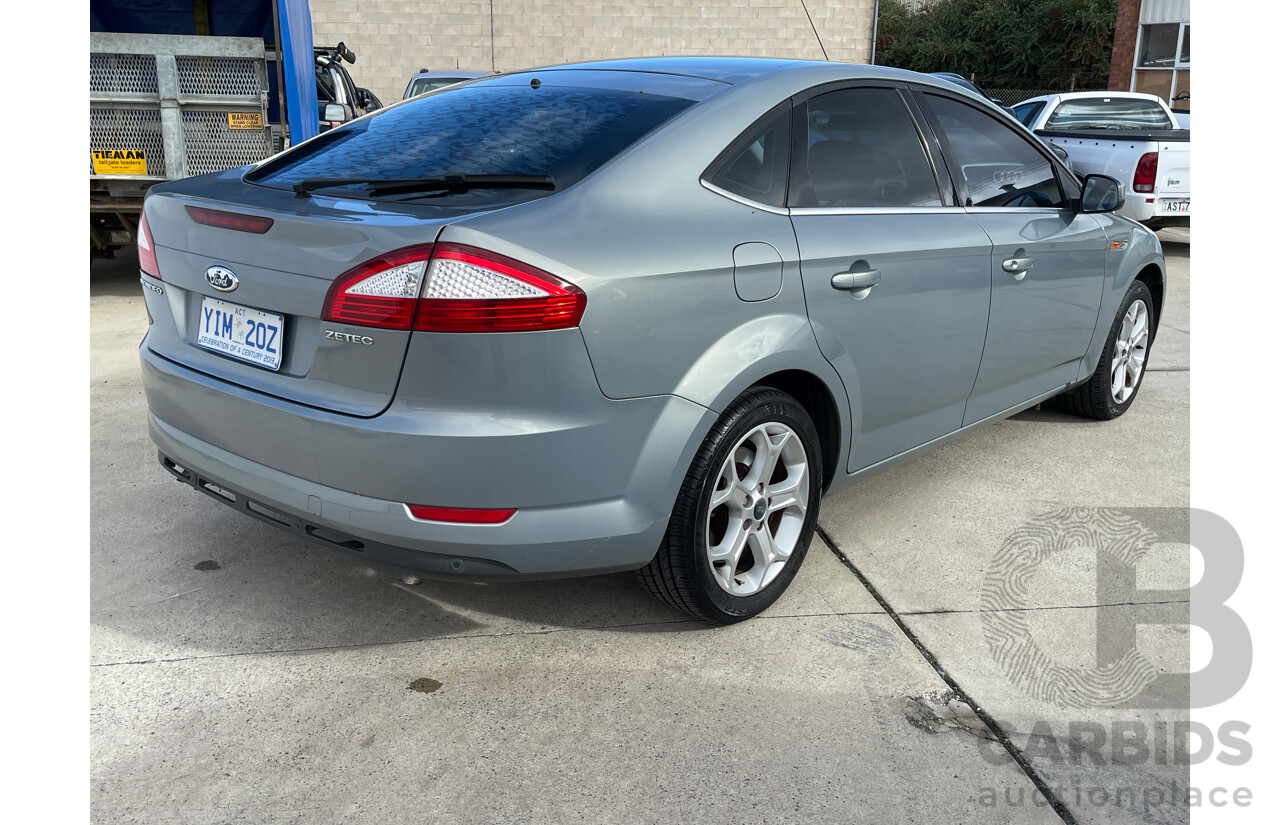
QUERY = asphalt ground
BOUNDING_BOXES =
[91,228,1190,824]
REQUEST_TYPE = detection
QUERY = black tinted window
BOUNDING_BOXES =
[793,88,940,208]
[248,85,695,205]
[706,107,790,207]
[925,94,1064,209]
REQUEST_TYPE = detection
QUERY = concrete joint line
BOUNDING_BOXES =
[900,598,1189,617]
[815,524,1080,825]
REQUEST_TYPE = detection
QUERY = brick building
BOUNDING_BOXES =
[1108,0,1190,112]
[310,0,877,105]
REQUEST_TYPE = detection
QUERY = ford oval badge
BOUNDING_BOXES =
[205,266,238,292]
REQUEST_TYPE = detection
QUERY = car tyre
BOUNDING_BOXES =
[637,387,822,623]
[1058,279,1154,420]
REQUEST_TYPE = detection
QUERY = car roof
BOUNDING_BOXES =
[530,56,815,84]
[474,57,988,105]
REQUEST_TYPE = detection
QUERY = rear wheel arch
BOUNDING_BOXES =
[751,370,841,493]
[1134,263,1164,336]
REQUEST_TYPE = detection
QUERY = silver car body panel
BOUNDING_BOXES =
[139,57,1164,577]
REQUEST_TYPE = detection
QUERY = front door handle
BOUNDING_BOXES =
[1002,257,1034,274]
[831,269,882,292]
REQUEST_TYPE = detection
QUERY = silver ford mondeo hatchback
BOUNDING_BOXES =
[139,58,1163,622]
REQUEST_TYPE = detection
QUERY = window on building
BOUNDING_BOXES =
[1138,23,1180,68]
[1133,22,1189,108]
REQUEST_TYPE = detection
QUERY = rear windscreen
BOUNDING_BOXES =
[406,77,472,96]
[1044,98,1174,130]
[247,85,696,205]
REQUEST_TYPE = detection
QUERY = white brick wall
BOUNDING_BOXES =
[311,0,876,105]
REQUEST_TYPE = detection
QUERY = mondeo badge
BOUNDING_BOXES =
[205,266,239,292]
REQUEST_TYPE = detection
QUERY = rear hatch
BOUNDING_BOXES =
[142,75,702,416]
[143,171,466,416]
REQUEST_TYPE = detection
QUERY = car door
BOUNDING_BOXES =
[914,89,1108,425]
[787,85,994,473]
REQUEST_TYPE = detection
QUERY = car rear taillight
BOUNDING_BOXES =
[406,504,517,524]
[137,210,160,279]
[1133,152,1159,193]
[322,243,586,333]
[322,245,436,330]
[414,244,586,333]
[186,205,274,234]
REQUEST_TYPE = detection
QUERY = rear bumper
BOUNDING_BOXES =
[151,411,673,578]
[1123,193,1190,225]
[141,343,715,578]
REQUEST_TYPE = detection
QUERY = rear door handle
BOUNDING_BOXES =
[1002,257,1034,274]
[831,269,882,292]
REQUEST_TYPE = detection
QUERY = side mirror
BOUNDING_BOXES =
[1078,174,1124,214]
[323,103,347,123]
[357,88,380,111]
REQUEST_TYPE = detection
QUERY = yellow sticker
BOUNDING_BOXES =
[227,112,263,129]
[92,149,147,175]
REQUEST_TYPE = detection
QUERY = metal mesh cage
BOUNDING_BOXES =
[90,108,165,175]
[90,53,159,96]
[176,56,265,98]
[181,110,272,175]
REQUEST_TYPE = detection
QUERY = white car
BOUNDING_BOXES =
[1013,92,1190,229]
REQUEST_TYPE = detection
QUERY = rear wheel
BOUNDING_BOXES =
[637,387,822,623]
[1058,280,1153,420]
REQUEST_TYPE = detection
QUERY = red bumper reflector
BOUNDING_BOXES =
[406,505,517,524]
[186,205,275,234]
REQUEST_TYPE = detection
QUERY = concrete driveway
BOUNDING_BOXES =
[91,229,1190,824]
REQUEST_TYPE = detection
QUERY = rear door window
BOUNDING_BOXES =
[790,87,942,209]
[248,85,696,206]
[922,93,1064,209]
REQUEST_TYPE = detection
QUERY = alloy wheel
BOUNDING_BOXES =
[704,422,809,596]
[1110,299,1149,405]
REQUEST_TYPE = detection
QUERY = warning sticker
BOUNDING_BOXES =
[92,149,147,175]
[227,112,264,129]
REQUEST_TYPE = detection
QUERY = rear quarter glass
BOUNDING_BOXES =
[246,85,696,205]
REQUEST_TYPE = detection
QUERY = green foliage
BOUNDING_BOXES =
[876,0,1117,87]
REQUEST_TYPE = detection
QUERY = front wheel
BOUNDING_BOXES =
[1058,279,1154,420]
[637,387,823,623]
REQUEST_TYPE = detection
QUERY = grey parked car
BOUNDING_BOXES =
[137,58,1162,623]
[402,68,497,98]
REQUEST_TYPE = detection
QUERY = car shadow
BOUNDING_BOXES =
[91,247,146,297]
[91,481,699,665]
[1157,227,1190,258]
[1007,402,1099,424]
